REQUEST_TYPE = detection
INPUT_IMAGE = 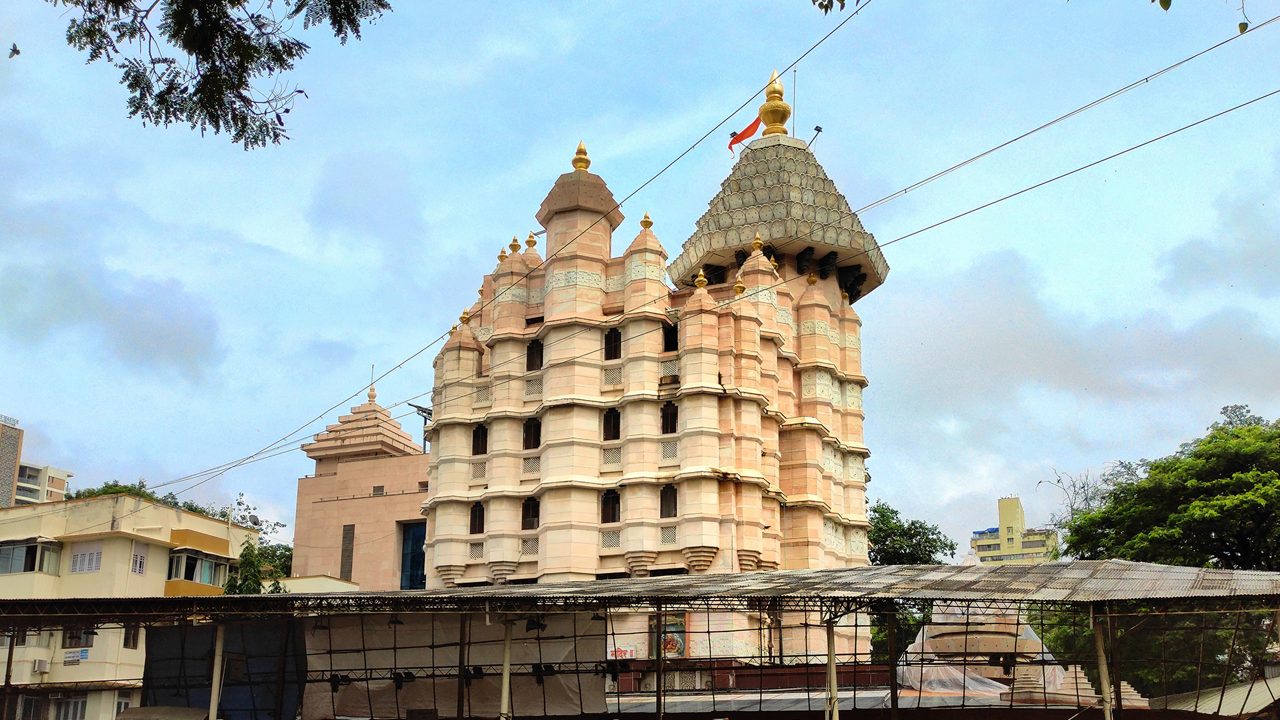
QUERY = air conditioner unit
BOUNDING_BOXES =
[32,659,50,674]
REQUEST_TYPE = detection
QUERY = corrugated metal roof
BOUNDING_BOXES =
[2,561,1278,627]
[1152,675,1280,715]
[360,559,1280,604]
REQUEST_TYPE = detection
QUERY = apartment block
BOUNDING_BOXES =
[0,495,257,720]
[970,496,1059,565]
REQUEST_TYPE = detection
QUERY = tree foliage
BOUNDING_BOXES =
[225,538,290,594]
[867,500,957,566]
[48,0,391,148]
[1038,405,1280,696]
[1062,406,1280,571]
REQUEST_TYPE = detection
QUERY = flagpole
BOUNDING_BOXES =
[792,69,797,136]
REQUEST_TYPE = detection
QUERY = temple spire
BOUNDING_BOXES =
[572,140,591,171]
[760,70,791,137]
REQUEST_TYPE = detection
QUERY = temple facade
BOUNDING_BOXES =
[421,74,889,589]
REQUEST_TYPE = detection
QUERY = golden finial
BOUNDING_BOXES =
[751,232,764,252]
[769,256,779,270]
[734,278,746,295]
[807,273,818,286]
[841,290,849,300]
[526,232,537,249]
[460,310,470,324]
[572,140,591,171]
[694,267,708,289]
[640,212,653,230]
[498,247,508,261]
[509,236,521,253]
[759,70,791,137]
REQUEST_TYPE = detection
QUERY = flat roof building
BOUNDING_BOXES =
[970,496,1058,565]
[0,494,257,720]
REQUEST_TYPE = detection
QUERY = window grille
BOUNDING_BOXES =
[660,358,679,378]
[471,462,487,479]
[521,538,540,556]
[524,377,543,397]
[600,530,621,549]
[603,366,622,386]
[661,440,679,461]
[522,456,541,474]
[468,542,484,560]
[602,447,622,466]
[475,386,491,403]
[660,525,677,545]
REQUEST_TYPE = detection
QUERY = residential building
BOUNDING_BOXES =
[13,463,71,506]
[970,496,1059,565]
[0,494,257,720]
[1,414,73,508]
[291,386,430,591]
[1,413,24,508]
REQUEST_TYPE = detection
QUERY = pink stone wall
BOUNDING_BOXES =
[293,453,429,591]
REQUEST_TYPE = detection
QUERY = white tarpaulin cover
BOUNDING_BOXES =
[897,601,1066,697]
[303,613,606,719]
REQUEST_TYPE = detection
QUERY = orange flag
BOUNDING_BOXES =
[728,115,762,155]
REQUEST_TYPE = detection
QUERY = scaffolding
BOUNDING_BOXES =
[2,560,1279,719]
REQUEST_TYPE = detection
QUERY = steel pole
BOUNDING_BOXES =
[498,620,513,720]
[208,624,226,720]
[1093,609,1114,720]
[825,619,839,720]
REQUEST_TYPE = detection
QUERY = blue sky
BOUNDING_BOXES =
[2,1,1277,551]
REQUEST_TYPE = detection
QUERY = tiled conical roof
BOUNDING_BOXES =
[668,134,888,300]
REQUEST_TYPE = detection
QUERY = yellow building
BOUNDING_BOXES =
[970,496,1058,565]
[0,494,257,720]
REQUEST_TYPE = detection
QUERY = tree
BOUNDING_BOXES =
[225,538,290,594]
[1062,406,1280,571]
[1039,405,1280,696]
[47,0,390,148]
[865,500,958,662]
[867,500,957,566]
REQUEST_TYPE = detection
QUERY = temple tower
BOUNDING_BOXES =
[422,73,889,602]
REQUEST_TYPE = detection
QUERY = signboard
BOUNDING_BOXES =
[63,649,88,666]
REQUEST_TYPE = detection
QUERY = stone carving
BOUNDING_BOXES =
[547,270,604,290]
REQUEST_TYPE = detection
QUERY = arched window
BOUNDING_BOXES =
[601,490,621,524]
[471,424,488,455]
[604,328,622,360]
[660,485,678,518]
[469,502,485,535]
[523,417,542,450]
[522,497,541,530]
[526,339,544,371]
[660,402,678,435]
[662,323,678,353]
[602,408,621,441]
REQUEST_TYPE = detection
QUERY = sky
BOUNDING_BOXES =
[1,1,1278,553]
